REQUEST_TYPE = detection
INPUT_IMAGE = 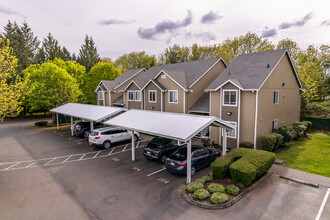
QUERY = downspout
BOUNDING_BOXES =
[237,89,241,147]
[253,90,258,149]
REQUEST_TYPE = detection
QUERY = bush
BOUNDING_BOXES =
[225,184,239,196]
[210,192,228,204]
[186,181,204,192]
[273,133,284,149]
[301,121,312,133]
[193,189,210,200]
[239,141,254,149]
[202,175,214,182]
[194,178,206,184]
[261,134,277,152]
[292,121,307,138]
[211,154,238,178]
[276,125,298,143]
[207,183,225,193]
[35,121,48,127]
[230,159,256,186]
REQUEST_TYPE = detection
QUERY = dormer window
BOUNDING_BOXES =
[98,91,104,100]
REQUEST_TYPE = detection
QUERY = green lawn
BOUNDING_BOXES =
[276,131,330,177]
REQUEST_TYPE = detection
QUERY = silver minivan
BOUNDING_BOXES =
[88,127,139,149]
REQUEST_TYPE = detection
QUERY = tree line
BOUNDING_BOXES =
[0,20,329,122]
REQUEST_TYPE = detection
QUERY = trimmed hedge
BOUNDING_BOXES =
[261,134,277,152]
[194,178,206,185]
[186,181,204,192]
[202,175,214,182]
[210,154,239,178]
[225,184,239,196]
[210,192,228,204]
[193,189,210,200]
[230,158,256,186]
[273,133,284,149]
[239,141,254,149]
[207,183,225,193]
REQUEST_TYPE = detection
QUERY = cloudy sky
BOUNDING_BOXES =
[1,0,329,59]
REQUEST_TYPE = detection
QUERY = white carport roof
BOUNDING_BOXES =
[50,103,127,122]
[104,109,234,142]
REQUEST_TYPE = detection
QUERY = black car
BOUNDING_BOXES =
[165,146,220,176]
[73,122,105,137]
[143,137,181,163]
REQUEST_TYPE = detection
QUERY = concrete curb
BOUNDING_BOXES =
[182,172,273,209]
[280,175,319,188]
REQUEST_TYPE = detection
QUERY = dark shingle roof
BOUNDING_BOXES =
[102,81,117,90]
[133,58,223,90]
[207,49,292,90]
[189,93,209,113]
[112,95,124,106]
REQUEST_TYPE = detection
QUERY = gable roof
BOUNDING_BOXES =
[130,58,225,91]
[141,79,167,92]
[206,49,303,91]
[189,92,210,114]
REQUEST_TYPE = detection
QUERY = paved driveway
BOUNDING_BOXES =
[0,119,329,220]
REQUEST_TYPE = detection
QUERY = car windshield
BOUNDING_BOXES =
[146,142,160,149]
[90,131,99,136]
[170,147,187,161]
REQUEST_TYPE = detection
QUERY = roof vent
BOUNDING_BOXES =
[267,64,270,68]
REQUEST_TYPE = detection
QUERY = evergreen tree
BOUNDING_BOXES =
[77,35,100,72]
[40,33,63,61]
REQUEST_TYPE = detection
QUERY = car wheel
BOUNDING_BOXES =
[161,155,166,164]
[103,140,111,149]
[191,166,196,176]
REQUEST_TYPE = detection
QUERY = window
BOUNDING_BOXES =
[98,91,104,100]
[128,91,134,101]
[272,120,278,133]
[148,90,156,103]
[223,121,236,139]
[273,91,279,104]
[223,90,237,106]
[135,91,141,101]
[169,90,178,103]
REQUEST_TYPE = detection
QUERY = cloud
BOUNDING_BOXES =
[201,11,223,24]
[137,10,193,40]
[320,19,330,26]
[261,27,277,38]
[98,19,135,26]
[278,12,313,29]
[0,5,26,18]
[193,32,216,42]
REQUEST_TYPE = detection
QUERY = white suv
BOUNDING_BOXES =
[88,127,139,149]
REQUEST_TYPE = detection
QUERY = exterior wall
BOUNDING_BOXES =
[187,61,226,113]
[256,54,301,147]
[240,91,256,144]
[156,73,184,113]
[210,91,221,145]
[144,82,161,111]
[125,83,142,110]
[104,91,110,106]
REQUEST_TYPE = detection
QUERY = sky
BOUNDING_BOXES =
[0,0,329,60]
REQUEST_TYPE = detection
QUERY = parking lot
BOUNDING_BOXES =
[0,119,329,220]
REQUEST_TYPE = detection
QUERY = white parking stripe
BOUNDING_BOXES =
[93,151,101,158]
[122,144,128,151]
[79,154,86,160]
[316,188,330,220]
[4,162,21,170]
[25,161,38,168]
[62,155,72,163]
[147,168,166,177]
[108,147,115,155]
[43,158,57,166]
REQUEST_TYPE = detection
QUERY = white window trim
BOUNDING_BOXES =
[135,90,141,102]
[272,119,278,132]
[168,90,178,104]
[273,90,279,104]
[222,89,238,107]
[148,90,157,103]
[128,90,134,101]
[98,91,104,100]
[222,121,237,139]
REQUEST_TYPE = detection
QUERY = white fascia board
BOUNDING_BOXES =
[140,79,166,92]
[120,80,141,92]
[154,70,187,92]
[113,68,146,90]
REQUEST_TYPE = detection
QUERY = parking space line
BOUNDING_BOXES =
[43,158,57,166]
[108,147,115,155]
[316,188,330,220]
[147,168,166,177]
[122,144,128,151]
[62,156,72,163]
[4,162,21,170]
[25,161,38,168]
[93,151,101,158]
[79,154,86,160]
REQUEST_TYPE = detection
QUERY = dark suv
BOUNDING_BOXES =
[143,137,181,163]
[73,122,104,137]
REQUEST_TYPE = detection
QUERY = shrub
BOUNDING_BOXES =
[239,141,254,149]
[261,134,277,152]
[35,121,48,127]
[210,192,228,204]
[292,121,307,138]
[202,175,214,182]
[276,125,297,143]
[193,189,210,200]
[211,154,238,178]
[194,178,206,185]
[207,183,225,193]
[225,184,239,196]
[301,121,312,134]
[273,133,284,149]
[230,159,256,186]
[186,181,204,192]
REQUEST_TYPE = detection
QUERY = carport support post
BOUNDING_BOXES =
[222,130,227,156]
[70,117,73,136]
[186,139,192,184]
[56,113,59,130]
[131,130,135,161]
[90,121,94,132]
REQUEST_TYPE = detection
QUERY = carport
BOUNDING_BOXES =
[50,103,127,136]
[103,109,234,183]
